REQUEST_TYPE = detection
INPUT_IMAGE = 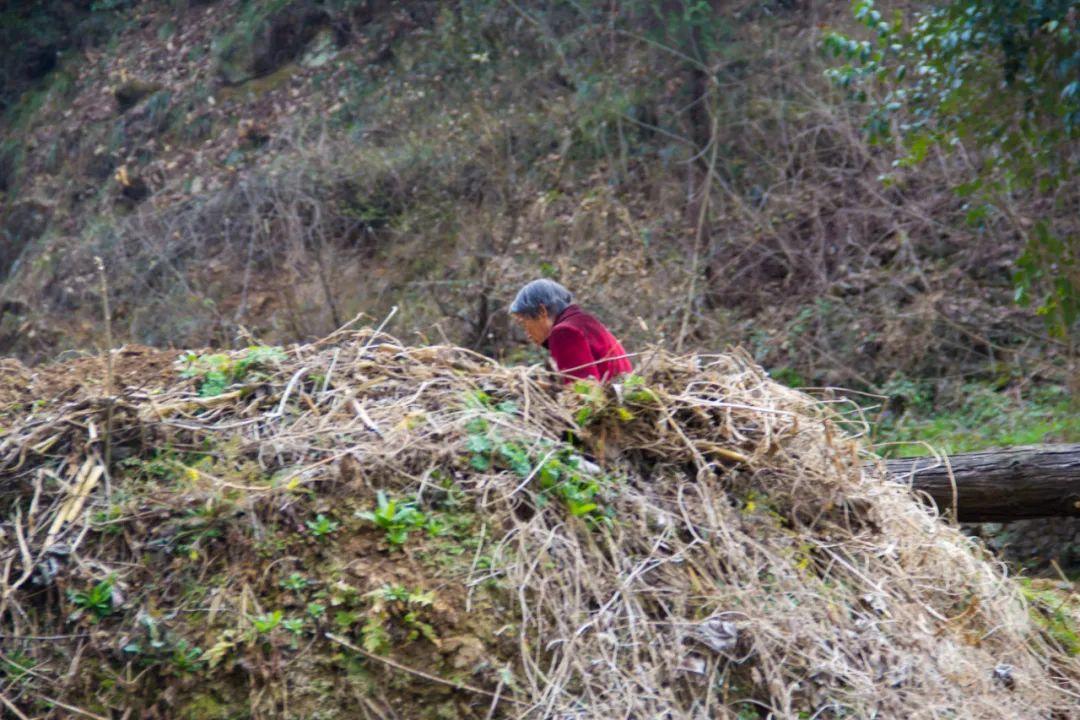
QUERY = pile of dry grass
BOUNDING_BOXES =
[1,324,1078,718]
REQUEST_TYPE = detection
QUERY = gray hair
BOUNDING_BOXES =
[509,279,572,318]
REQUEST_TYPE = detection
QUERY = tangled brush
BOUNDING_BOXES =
[1,326,1077,719]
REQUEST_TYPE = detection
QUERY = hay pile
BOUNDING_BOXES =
[1,327,1078,719]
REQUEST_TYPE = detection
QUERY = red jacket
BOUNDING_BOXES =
[544,305,632,383]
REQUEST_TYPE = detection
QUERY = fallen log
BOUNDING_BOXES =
[882,443,1080,522]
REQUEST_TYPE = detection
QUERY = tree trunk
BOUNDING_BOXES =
[882,444,1080,522]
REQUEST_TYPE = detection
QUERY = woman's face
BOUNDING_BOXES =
[513,308,554,345]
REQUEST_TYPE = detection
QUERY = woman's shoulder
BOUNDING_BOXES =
[556,305,610,335]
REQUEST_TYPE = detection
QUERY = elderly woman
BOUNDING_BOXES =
[509,279,632,383]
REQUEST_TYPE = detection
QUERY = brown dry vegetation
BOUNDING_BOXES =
[0,330,1078,718]
[2,3,1080,716]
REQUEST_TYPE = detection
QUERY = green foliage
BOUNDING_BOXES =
[119,446,187,483]
[769,367,807,389]
[570,375,656,426]
[280,572,310,592]
[168,639,205,675]
[462,389,518,414]
[621,374,659,405]
[1015,220,1079,339]
[67,576,117,621]
[535,446,609,522]
[875,383,1080,457]
[0,651,33,682]
[1018,578,1080,655]
[368,584,436,608]
[251,610,283,634]
[571,380,606,426]
[355,491,428,546]
[360,585,439,654]
[465,409,614,524]
[180,345,285,397]
[305,514,340,539]
[825,0,1080,341]
[360,615,390,654]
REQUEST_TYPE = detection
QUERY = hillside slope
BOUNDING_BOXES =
[1,331,1078,718]
[0,0,1069,400]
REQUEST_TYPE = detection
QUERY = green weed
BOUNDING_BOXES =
[251,610,283,634]
[168,639,205,675]
[360,585,438,654]
[179,345,285,397]
[465,414,614,524]
[305,514,340,539]
[355,491,428,546]
[0,651,34,682]
[282,618,305,635]
[1018,578,1080,655]
[67,576,117,622]
[621,374,659,406]
[876,383,1080,457]
[535,447,610,523]
[280,572,310,592]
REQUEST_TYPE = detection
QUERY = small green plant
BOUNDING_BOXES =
[369,585,434,605]
[67,576,117,622]
[465,423,494,471]
[305,514,340,539]
[180,345,285,397]
[361,616,391,654]
[356,491,427,546]
[536,450,607,522]
[91,503,127,535]
[360,585,439,653]
[280,572,310,592]
[335,609,362,631]
[571,380,606,426]
[0,651,33,682]
[462,389,518,414]
[621,374,658,405]
[307,602,326,619]
[571,378,644,425]
[282,617,305,635]
[464,419,613,524]
[251,610,283,634]
[465,420,532,476]
[1018,578,1080,656]
[169,639,205,675]
[120,447,184,482]
[170,505,226,559]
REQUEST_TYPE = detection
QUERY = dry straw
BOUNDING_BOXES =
[1,326,1077,719]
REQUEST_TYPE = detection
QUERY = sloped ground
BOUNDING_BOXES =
[1,330,1078,718]
[3,0,1069,413]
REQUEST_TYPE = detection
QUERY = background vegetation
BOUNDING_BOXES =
[0,0,1076,454]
